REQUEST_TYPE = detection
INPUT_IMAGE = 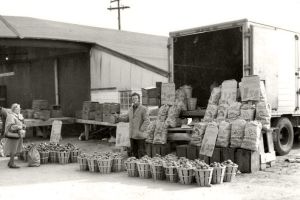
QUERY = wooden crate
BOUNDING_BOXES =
[102,113,116,124]
[142,87,158,98]
[82,101,99,112]
[259,129,276,170]
[220,147,236,163]
[145,142,152,157]
[82,111,95,120]
[32,99,49,110]
[33,110,51,120]
[210,147,222,164]
[187,145,200,160]
[199,154,210,164]
[152,143,170,157]
[235,149,260,173]
[176,145,188,158]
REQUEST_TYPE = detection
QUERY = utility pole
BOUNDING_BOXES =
[107,0,130,30]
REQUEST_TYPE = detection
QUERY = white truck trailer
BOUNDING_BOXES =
[168,19,300,155]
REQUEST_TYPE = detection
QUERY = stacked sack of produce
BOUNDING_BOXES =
[195,77,270,152]
[146,88,189,144]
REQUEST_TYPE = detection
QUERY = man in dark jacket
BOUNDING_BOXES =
[117,93,150,158]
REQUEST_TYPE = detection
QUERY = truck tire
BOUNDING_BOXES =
[274,117,294,155]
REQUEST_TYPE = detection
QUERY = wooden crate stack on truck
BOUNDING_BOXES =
[168,19,300,155]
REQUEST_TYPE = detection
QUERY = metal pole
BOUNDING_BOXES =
[118,0,121,30]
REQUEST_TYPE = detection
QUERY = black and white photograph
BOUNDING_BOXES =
[0,0,299,200]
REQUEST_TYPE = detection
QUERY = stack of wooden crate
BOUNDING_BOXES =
[82,101,98,120]
[32,99,51,120]
[175,128,276,173]
[142,87,159,106]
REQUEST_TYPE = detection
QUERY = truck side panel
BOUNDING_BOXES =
[251,24,297,114]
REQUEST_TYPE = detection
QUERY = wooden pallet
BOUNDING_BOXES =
[259,128,276,170]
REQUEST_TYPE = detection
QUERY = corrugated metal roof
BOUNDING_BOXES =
[0,16,168,71]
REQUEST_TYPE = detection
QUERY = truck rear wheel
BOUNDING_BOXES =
[274,117,294,155]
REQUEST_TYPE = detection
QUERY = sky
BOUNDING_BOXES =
[0,0,300,36]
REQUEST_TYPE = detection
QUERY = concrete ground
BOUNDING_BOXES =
[0,137,300,200]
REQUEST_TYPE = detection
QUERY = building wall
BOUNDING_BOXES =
[90,47,167,103]
[58,52,90,117]
[0,50,90,117]
[0,58,55,109]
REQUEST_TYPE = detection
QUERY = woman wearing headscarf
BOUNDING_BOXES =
[4,103,26,168]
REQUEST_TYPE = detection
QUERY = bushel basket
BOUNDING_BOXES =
[87,157,99,172]
[150,164,165,181]
[112,158,125,172]
[137,162,152,179]
[58,151,70,164]
[39,151,49,164]
[70,150,80,163]
[164,166,178,183]
[97,158,113,174]
[49,151,58,163]
[223,165,238,182]
[77,157,88,171]
[211,166,226,184]
[194,168,213,187]
[124,161,139,177]
[177,168,194,185]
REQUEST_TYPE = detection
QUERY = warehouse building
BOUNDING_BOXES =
[0,16,168,116]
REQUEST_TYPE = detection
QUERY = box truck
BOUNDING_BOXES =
[168,19,300,155]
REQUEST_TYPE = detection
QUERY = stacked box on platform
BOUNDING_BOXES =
[82,101,98,120]
[33,110,51,121]
[31,100,51,120]
[102,103,120,123]
[32,100,49,110]
[142,87,159,106]
[95,103,103,122]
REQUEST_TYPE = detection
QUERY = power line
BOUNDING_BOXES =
[107,0,130,30]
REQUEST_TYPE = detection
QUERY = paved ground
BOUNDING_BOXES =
[0,137,300,200]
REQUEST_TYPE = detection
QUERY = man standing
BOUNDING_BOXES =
[117,93,150,158]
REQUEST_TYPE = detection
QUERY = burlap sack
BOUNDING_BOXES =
[216,121,231,147]
[227,102,242,120]
[220,80,237,104]
[203,104,218,122]
[217,103,229,121]
[241,121,262,151]
[145,121,157,143]
[230,119,247,148]
[255,101,271,129]
[153,121,168,144]
[208,87,221,105]
[190,122,208,146]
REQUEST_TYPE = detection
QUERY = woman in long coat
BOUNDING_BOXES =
[4,103,26,168]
